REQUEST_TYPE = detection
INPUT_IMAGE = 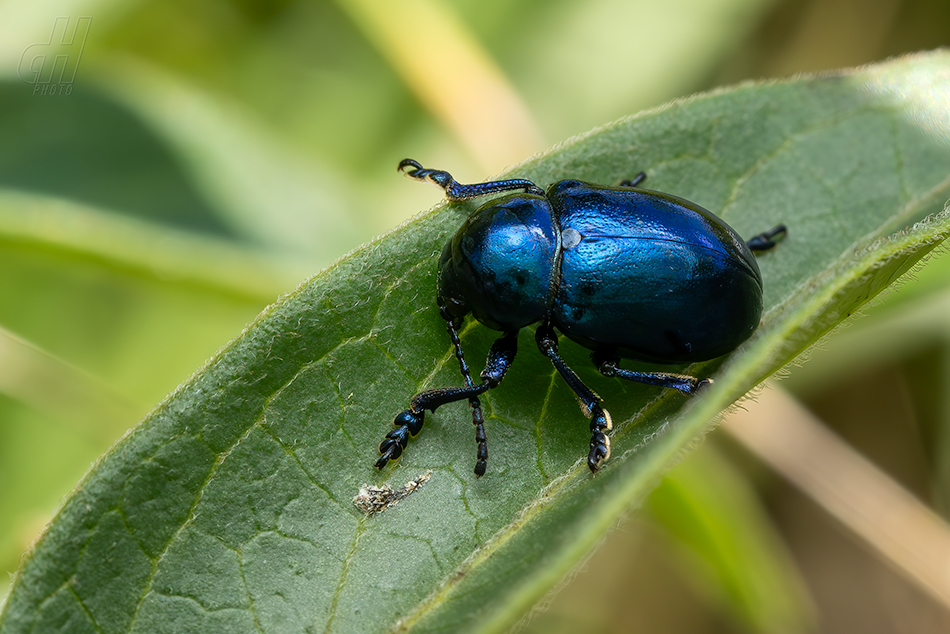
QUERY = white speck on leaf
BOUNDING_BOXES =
[352,470,432,515]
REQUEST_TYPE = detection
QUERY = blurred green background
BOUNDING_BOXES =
[1,0,950,631]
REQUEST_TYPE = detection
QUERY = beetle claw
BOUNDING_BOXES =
[588,435,611,472]
[375,419,414,469]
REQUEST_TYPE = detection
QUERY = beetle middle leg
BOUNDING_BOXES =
[375,326,518,477]
[535,323,613,472]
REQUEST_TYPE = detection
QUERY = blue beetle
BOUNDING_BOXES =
[376,159,785,476]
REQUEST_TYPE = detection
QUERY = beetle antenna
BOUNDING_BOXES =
[440,307,489,477]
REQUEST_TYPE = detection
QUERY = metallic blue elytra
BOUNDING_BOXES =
[376,159,786,476]
[549,180,762,364]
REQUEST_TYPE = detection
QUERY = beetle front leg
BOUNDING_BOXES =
[592,351,711,395]
[536,324,612,472]
[376,329,518,476]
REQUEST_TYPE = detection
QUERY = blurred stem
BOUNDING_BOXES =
[911,342,950,519]
[779,279,950,516]
[649,446,816,633]
[336,0,545,171]
[723,383,950,610]
[933,344,950,517]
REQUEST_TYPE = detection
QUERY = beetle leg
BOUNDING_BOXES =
[398,158,545,200]
[440,307,490,477]
[746,224,787,251]
[619,172,647,188]
[535,323,612,472]
[592,351,711,395]
[376,329,518,476]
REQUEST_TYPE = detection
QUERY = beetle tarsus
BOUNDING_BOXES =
[746,224,788,251]
[375,327,517,474]
[619,172,647,188]
[587,405,612,472]
[474,409,488,477]
[376,420,414,469]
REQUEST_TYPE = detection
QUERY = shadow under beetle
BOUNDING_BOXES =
[376,159,786,476]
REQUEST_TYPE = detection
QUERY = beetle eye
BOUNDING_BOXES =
[561,228,582,249]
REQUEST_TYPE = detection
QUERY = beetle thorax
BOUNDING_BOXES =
[437,194,558,331]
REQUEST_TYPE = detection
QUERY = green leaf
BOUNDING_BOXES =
[3,51,950,634]
[0,190,306,603]
[0,80,231,237]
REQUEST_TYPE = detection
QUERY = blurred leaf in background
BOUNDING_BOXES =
[0,0,949,632]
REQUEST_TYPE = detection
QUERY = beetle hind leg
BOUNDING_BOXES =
[592,351,711,396]
[619,172,647,188]
[746,224,787,251]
